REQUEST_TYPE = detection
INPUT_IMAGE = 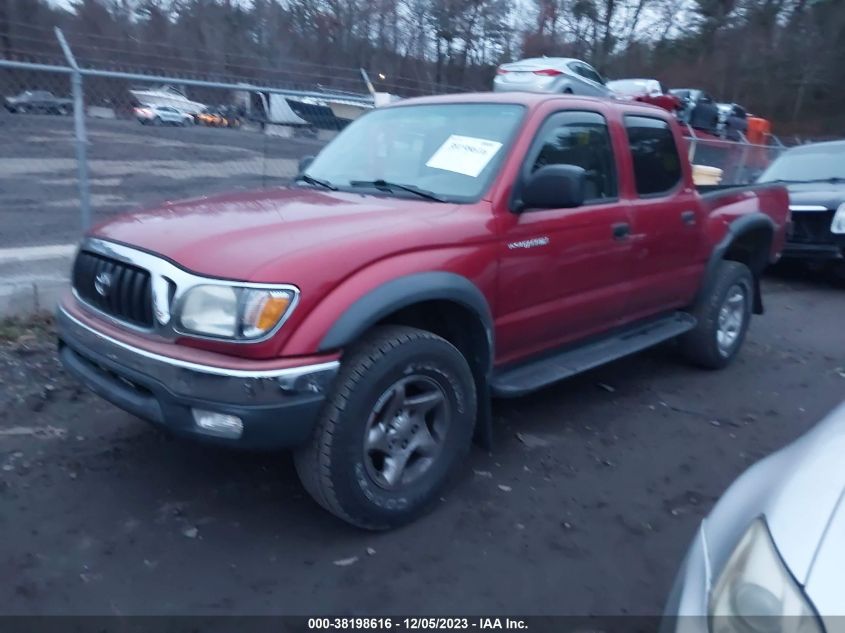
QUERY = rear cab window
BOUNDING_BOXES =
[521,110,618,206]
[624,115,683,196]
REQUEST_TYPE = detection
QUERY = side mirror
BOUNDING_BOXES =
[518,165,586,211]
[298,155,315,173]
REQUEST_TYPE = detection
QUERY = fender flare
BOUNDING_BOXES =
[699,213,775,314]
[318,271,495,449]
[318,271,494,361]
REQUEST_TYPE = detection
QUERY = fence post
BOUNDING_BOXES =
[55,27,91,232]
[686,123,698,165]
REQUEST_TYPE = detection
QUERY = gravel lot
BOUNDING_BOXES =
[0,112,325,248]
[1,270,843,616]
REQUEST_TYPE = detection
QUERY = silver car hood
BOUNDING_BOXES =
[703,402,845,588]
[804,489,845,620]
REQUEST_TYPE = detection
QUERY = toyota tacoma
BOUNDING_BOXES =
[58,93,789,529]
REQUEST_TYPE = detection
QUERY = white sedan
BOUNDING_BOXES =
[664,402,845,631]
[134,104,194,126]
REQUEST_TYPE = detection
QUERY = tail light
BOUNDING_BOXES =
[496,68,509,75]
[533,69,562,76]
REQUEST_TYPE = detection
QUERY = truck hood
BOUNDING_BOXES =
[91,187,461,281]
[703,402,845,587]
[786,182,845,210]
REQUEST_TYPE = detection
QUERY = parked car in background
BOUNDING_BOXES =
[671,89,720,134]
[58,92,788,529]
[607,78,682,113]
[493,57,612,97]
[664,401,845,629]
[129,84,205,115]
[134,104,194,126]
[4,90,72,115]
[196,106,229,127]
[757,140,845,281]
[717,103,749,141]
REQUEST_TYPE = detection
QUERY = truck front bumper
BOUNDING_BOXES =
[781,241,844,261]
[57,305,339,450]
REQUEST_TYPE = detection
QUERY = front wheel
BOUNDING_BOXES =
[295,326,477,530]
[679,260,753,369]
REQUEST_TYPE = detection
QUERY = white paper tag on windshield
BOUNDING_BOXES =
[425,135,503,178]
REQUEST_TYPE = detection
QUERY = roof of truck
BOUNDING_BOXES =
[393,91,610,107]
[391,91,673,118]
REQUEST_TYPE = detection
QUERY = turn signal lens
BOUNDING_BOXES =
[242,289,295,338]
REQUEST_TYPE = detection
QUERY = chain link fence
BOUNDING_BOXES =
[1,28,380,247]
[684,126,786,185]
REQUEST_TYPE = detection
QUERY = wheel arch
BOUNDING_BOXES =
[702,213,775,314]
[318,272,495,448]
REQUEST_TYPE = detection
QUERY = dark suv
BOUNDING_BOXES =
[757,140,845,281]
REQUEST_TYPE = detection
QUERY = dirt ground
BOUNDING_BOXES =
[1,270,843,616]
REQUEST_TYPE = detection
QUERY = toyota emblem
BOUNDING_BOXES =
[94,272,113,297]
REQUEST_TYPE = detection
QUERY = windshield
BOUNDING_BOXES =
[302,103,525,202]
[758,145,845,183]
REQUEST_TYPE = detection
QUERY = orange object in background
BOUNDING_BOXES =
[746,116,775,172]
[746,116,771,145]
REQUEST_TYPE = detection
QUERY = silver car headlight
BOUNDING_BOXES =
[177,285,297,340]
[709,518,822,633]
[831,202,845,235]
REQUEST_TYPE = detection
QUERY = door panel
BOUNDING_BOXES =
[623,115,705,316]
[494,109,633,365]
[496,204,632,364]
[627,193,705,317]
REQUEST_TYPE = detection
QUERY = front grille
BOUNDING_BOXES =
[72,250,153,327]
[789,211,835,245]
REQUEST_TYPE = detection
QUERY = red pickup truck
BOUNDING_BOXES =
[57,92,789,529]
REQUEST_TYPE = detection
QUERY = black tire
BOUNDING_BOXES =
[679,260,753,369]
[294,325,477,530]
[153,116,162,126]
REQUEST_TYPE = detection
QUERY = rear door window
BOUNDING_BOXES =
[624,115,683,196]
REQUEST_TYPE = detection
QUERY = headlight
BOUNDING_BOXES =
[831,203,845,235]
[709,518,822,633]
[177,285,296,340]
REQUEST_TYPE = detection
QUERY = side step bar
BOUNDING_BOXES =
[490,312,697,398]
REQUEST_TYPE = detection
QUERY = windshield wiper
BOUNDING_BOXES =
[296,174,337,191]
[349,179,446,202]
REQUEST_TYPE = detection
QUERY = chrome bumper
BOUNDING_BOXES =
[57,305,339,449]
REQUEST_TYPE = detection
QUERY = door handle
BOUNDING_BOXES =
[681,210,697,225]
[612,222,630,240]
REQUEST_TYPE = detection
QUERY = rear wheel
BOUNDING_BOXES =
[295,326,476,529]
[679,260,753,369]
